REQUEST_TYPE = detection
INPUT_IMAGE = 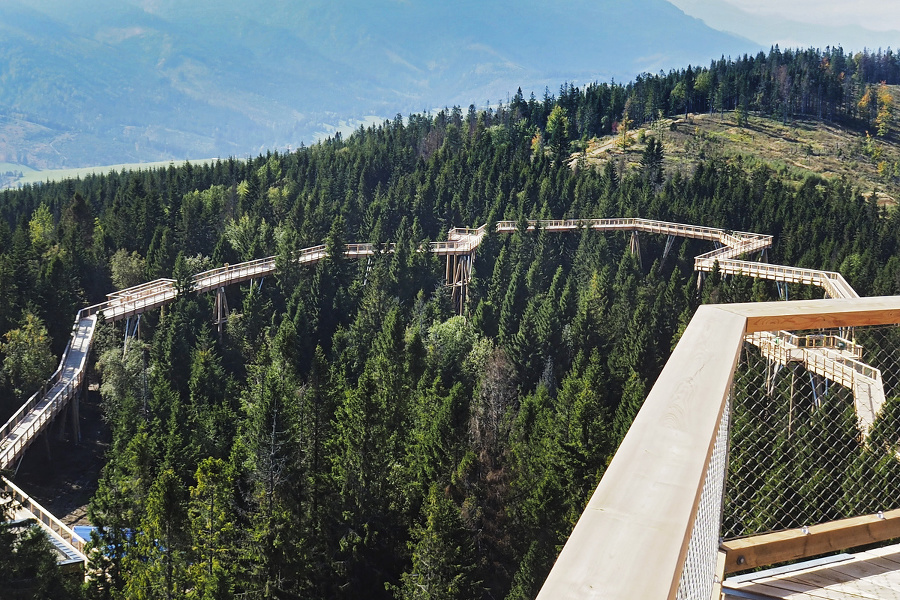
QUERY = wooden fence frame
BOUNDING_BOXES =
[536,296,900,600]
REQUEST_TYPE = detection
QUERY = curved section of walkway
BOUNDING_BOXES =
[0,216,876,566]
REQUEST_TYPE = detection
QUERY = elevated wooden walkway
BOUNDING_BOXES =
[0,315,95,471]
[2,477,87,569]
[0,216,882,570]
[747,330,885,436]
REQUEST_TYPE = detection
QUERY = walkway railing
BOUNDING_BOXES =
[537,297,900,599]
[5,215,887,583]
[2,476,87,562]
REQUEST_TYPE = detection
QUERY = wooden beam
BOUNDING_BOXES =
[723,509,900,573]
[718,296,900,333]
[536,306,746,600]
[710,550,727,600]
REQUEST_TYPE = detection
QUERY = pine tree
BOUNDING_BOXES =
[395,485,479,600]
[124,468,190,600]
[187,458,236,599]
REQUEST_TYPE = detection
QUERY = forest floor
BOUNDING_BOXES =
[579,104,900,208]
[11,385,110,527]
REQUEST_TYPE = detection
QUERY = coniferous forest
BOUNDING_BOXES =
[3,46,900,599]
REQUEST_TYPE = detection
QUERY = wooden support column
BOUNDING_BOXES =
[43,429,51,461]
[57,402,69,441]
[663,234,676,260]
[71,388,81,443]
[629,230,641,268]
[214,286,229,335]
[449,251,474,316]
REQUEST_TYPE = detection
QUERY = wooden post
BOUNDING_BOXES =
[214,286,229,335]
[57,401,69,441]
[629,230,641,268]
[43,429,51,461]
[71,389,81,444]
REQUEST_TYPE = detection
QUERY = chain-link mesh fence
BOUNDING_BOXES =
[676,398,730,600]
[725,325,900,540]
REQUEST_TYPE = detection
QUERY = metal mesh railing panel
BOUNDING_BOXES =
[724,325,900,540]
[676,397,730,600]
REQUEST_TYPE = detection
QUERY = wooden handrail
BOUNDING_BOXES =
[723,508,900,573]
[536,305,747,599]
[536,296,900,600]
[2,476,87,558]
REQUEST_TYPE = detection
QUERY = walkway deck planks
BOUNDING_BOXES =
[724,543,900,599]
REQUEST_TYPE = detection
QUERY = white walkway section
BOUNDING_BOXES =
[0,316,95,470]
[748,330,885,435]
[2,476,87,566]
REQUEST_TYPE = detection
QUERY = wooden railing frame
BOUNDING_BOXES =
[1,476,87,559]
[722,508,900,573]
[536,296,900,600]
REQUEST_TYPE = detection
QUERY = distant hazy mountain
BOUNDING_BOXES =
[0,0,755,169]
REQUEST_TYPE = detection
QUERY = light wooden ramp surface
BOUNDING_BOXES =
[723,543,900,599]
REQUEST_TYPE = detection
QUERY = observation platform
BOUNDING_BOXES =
[724,543,900,599]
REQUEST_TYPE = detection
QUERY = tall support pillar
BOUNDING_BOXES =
[214,286,229,335]
[43,429,52,461]
[662,234,676,261]
[363,256,373,286]
[776,281,789,301]
[447,251,475,316]
[629,231,642,269]
[70,386,81,444]
[123,314,141,357]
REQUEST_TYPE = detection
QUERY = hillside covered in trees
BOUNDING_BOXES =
[2,46,900,599]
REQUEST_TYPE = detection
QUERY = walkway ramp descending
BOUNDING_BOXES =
[747,330,885,436]
[2,477,86,568]
[0,315,96,471]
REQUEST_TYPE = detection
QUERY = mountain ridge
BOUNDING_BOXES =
[0,0,756,169]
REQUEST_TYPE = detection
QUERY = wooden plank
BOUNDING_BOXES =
[723,509,900,573]
[718,297,900,333]
[535,305,746,600]
[711,550,727,600]
[728,552,900,599]
[784,568,888,599]
[728,578,830,599]
[748,577,870,599]
[854,546,900,567]
[828,561,900,594]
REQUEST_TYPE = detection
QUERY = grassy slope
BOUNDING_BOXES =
[580,87,900,208]
[8,88,900,200]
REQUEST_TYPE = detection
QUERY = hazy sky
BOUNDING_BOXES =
[669,0,900,50]
[714,0,900,31]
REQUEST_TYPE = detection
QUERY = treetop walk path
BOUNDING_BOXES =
[0,217,890,585]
